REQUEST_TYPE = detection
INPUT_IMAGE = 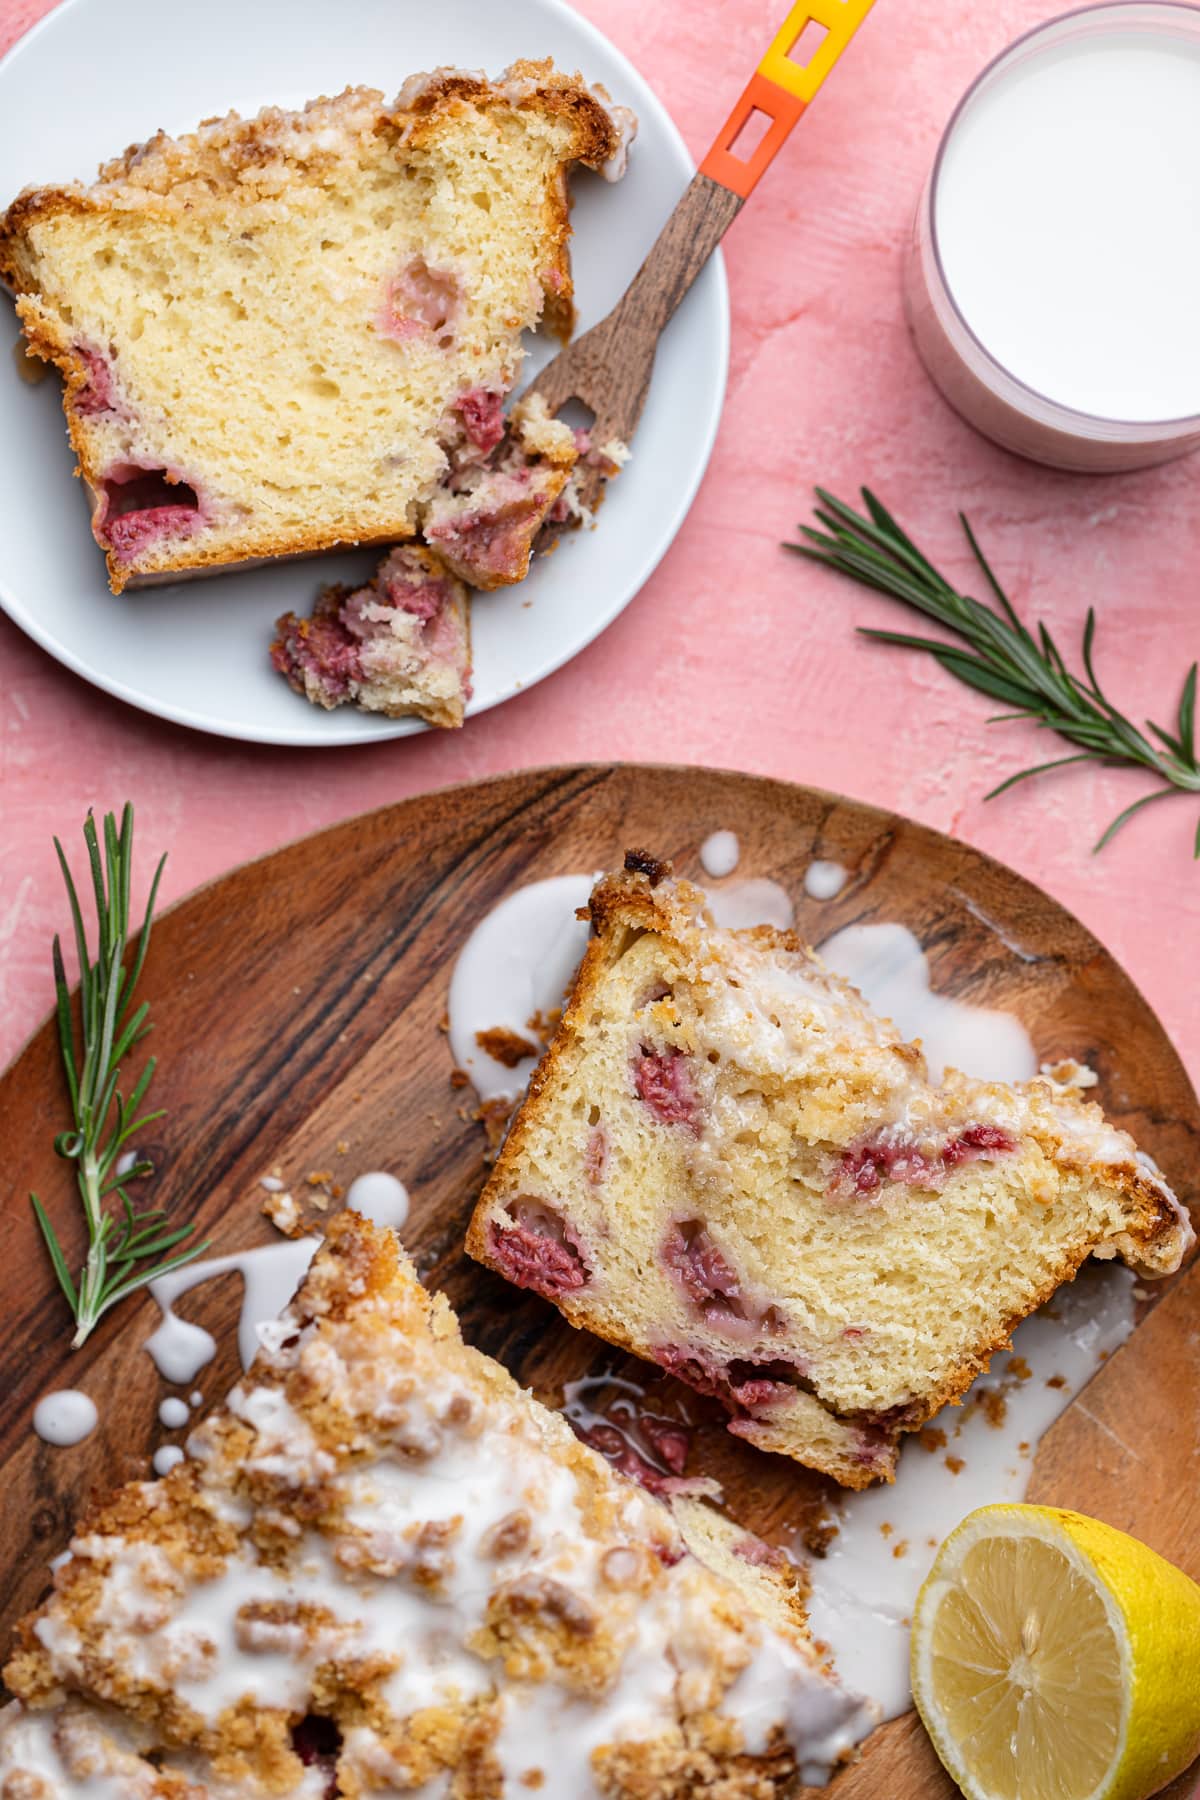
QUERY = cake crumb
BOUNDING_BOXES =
[917,1427,947,1454]
[802,1518,839,1559]
[1039,1057,1099,1092]
[526,1007,562,1046]
[891,1540,908,1560]
[335,1140,350,1155]
[1007,1355,1032,1381]
[450,1067,471,1089]
[1046,1374,1068,1389]
[305,1169,341,1208]
[476,1025,538,1067]
[261,1190,301,1236]
[879,1522,893,1539]
[978,1390,1007,1428]
[476,1097,516,1157]
[945,1455,965,1474]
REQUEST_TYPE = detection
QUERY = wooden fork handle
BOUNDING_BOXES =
[612,173,743,344]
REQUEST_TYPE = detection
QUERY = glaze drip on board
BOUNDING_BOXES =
[819,920,1038,1084]
[802,1262,1137,1718]
[804,859,847,900]
[699,830,740,878]
[448,873,596,1102]
[145,1236,321,1379]
[344,1170,410,1232]
[32,1392,98,1448]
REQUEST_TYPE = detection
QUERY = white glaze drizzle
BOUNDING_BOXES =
[803,860,847,901]
[448,873,596,1103]
[702,878,795,932]
[818,920,1038,1084]
[145,1237,321,1379]
[143,1311,217,1387]
[344,1171,410,1232]
[152,1446,185,1478]
[33,1392,98,1448]
[802,1261,1136,1719]
[699,830,740,878]
[15,1297,874,1793]
[158,1398,190,1429]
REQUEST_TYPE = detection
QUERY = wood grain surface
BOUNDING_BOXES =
[2,763,1197,1795]
[526,170,743,507]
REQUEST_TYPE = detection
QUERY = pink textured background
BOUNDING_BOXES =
[3,0,1200,1102]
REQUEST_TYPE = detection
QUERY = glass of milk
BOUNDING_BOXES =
[906,3,1200,471]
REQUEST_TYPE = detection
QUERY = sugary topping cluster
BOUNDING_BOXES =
[2,1219,871,1797]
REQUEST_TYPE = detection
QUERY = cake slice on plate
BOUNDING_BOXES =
[268,396,584,727]
[0,66,632,594]
[271,543,472,728]
[1,1212,873,1796]
[466,858,1193,1489]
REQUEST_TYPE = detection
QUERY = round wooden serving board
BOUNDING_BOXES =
[2,764,1198,1795]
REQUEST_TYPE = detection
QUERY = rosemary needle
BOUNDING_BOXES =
[789,489,1200,855]
[30,804,209,1348]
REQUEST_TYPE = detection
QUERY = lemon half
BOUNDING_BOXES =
[911,1504,1200,1800]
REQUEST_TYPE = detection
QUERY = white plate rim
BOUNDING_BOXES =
[0,0,729,747]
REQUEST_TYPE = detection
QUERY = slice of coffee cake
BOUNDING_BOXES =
[467,860,1193,1489]
[0,66,631,593]
[1,1213,873,1797]
[272,543,471,727]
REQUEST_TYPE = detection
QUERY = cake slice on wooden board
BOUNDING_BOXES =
[0,65,633,594]
[466,858,1193,1491]
[1,1212,874,1798]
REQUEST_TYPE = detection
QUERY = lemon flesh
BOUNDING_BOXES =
[911,1504,1200,1800]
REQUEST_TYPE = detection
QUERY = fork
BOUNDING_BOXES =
[524,0,878,507]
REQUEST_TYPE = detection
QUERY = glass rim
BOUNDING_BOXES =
[927,0,1200,433]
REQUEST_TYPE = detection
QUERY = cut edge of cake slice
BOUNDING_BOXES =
[2,1211,876,1798]
[271,541,472,727]
[0,65,633,594]
[466,857,1194,1490]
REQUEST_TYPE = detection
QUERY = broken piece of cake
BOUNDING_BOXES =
[0,65,633,594]
[271,543,471,727]
[466,859,1194,1490]
[1,1212,874,1796]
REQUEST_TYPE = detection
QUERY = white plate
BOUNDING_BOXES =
[0,0,728,744]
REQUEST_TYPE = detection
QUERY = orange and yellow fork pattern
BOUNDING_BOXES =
[700,0,877,199]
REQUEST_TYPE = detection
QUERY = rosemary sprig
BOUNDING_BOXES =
[31,805,209,1348]
[789,489,1200,855]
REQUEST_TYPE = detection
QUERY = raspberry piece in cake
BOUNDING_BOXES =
[272,543,471,727]
[0,65,633,593]
[1,1213,874,1796]
[424,393,580,589]
[467,860,1194,1489]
